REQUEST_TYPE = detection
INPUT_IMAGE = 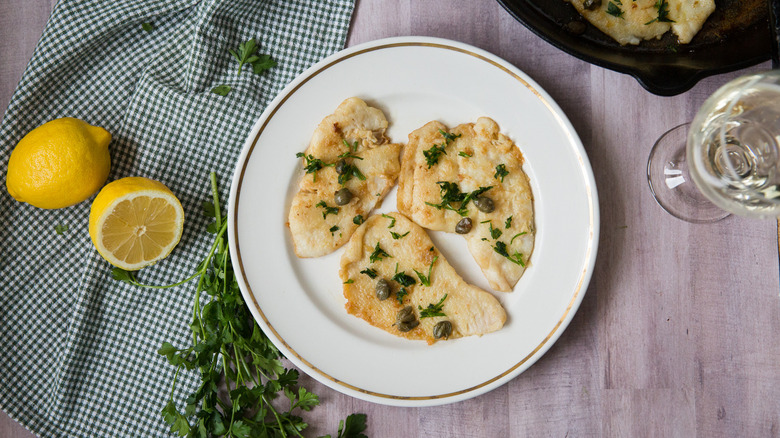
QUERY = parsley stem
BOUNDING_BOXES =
[210,172,224,254]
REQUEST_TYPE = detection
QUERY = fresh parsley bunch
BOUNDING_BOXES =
[113,173,367,438]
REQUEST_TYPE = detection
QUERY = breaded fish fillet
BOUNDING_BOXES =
[398,117,534,292]
[289,97,402,258]
[340,212,506,344]
[568,0,715,45]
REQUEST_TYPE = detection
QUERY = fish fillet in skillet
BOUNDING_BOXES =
[288,97,402,258]
[398,117,534,292]
[339,212,506,344]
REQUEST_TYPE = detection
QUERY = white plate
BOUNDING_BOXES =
[228,37,598,407]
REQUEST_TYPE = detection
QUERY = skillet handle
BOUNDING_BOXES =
[630,66,705,97]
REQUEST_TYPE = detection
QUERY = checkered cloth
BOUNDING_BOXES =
[0,0,354,436]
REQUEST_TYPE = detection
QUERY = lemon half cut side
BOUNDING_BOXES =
[89,177,184,271]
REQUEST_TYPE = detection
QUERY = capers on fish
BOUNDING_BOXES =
[396,306,416,324]
[334,188,353,205]
[375,278,391,301]
[473,196,495,213]
[582,0,601,10]
[433,320,453,339]
[455,217,473,234]
[398,319,420,333]
[335,159,348,175]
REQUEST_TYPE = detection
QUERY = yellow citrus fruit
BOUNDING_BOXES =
[6,117,111,209]
[89,177,184,271]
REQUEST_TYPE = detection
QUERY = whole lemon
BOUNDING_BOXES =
[6,117,111,209]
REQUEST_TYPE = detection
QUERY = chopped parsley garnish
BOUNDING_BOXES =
[315,200,339,219]
[505,216,513,229]
[458,151,472,158]
[54,224,69,235]
[606,2,624,18]
[493,241,525,267]
[343,278,354,284]
[422,129,462,168]
[141,22,154,32]
[646,0,674,24]
[419,294,448,318]
[413,256,438,287]
[329,225,340,235]
[296,152,334,182]
[481,220,502,240]
[360,268,378,279]
[494,164,509,182]
[396,288,409,304]
[392,271,416,287]
[381,214,396,228]
[424,182,493,217]
[353,215,364,225]
[342,138,359,152]
[510,231,528,244]
[337,162,366,185]
[390,231,410,240]
[369,243,391,263]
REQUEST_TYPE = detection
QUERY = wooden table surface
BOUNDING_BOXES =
[3,1,780,437]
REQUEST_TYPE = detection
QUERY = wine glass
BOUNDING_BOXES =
[647,70,780,223]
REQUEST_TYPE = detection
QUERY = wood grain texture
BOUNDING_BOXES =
[2,0,780,437]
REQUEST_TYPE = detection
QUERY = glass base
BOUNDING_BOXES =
[647,123,730,223]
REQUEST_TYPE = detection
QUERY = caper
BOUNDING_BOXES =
[473,196,495,213]
[582,0,601,10]
[334,188,353,205]
[376,279,391,301]
[455,217,473,234]
[398,319,420,333]
[396,306,416,324]
[564,20,587,35]
[335,159,348,175]
[433,320,453,339]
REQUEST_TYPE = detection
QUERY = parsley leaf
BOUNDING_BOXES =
[390,230,409,240]
[645,0,675,24]
[493,241,526,266]
[334,413,368,438]
[315,200,339,219]
[381,213,396,228]
[505,216,513,229]
[425,182,493,217]
[54,223,68,235]
[353,215,364,225]
[422,129,461,168]
[369,243,391,263]
[396,288,409,304]
[481,220,502,239]
[458,151,472,158]
[494,163,509,182]
[606,2,624,18]
[419,294,448,318]
[359,268,378,279]
[392,271,416,287]
[211,85,231,96]
[141,22,154,32]
[413,256,438,287]
[229,38,277,75]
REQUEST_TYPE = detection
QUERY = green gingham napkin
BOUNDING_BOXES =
[0,0,354,436]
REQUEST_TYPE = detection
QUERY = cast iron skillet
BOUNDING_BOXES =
[496,0,771,96]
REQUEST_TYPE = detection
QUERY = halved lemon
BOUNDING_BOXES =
[89,177,184,271]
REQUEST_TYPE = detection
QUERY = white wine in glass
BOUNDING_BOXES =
[688,71,780,218]
[648,70,780,222]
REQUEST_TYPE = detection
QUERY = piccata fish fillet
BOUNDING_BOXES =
[567,0,715,45]
[339,212,506,344]
[398,117,535,292]
[288,97,402,258]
